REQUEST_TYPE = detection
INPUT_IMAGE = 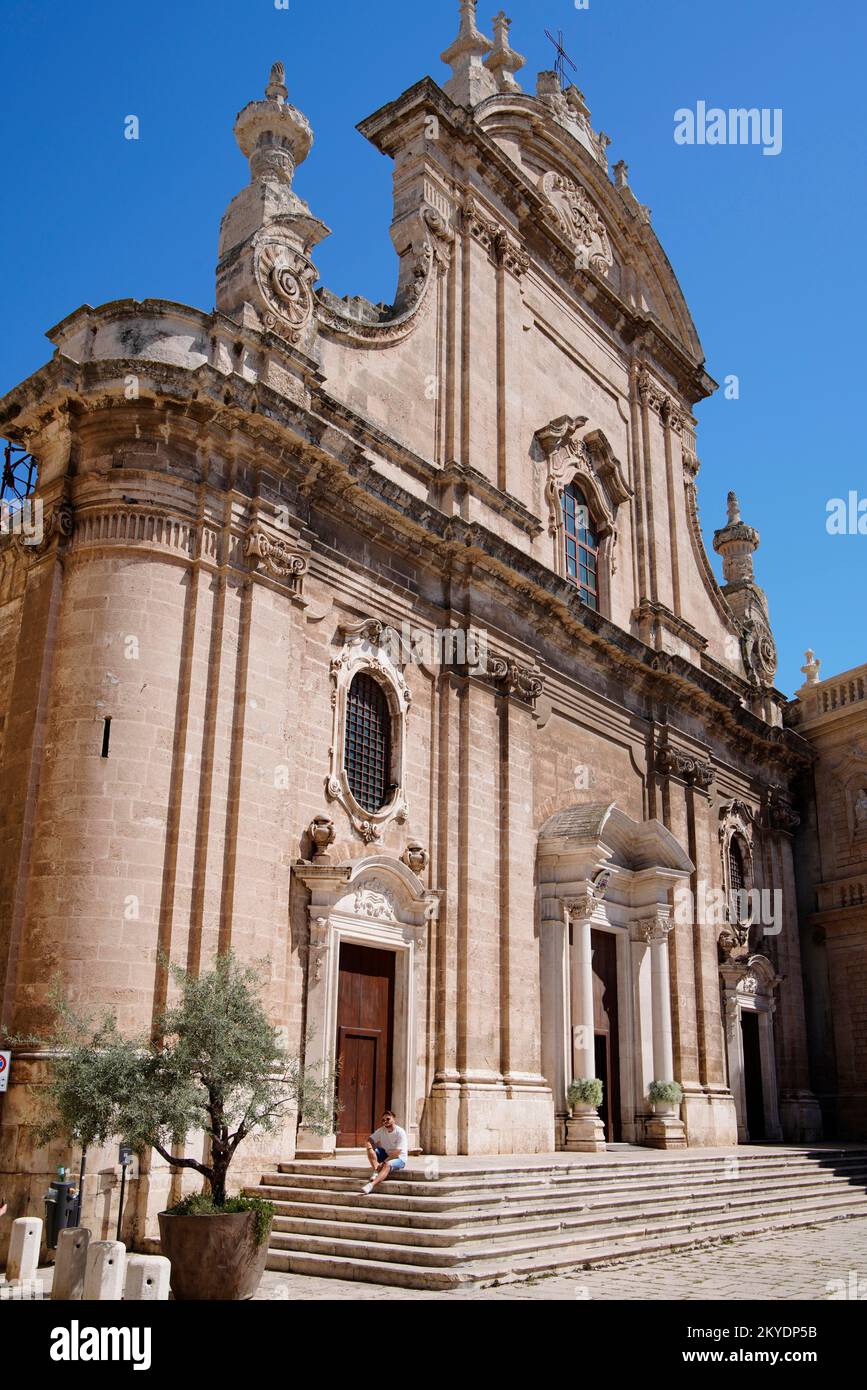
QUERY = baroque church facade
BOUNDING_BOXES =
[2,5,849,1233]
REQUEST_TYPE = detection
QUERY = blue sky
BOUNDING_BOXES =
[0,0,863,696]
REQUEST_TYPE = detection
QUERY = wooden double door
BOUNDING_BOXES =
[335,943,395,1147]
[591,929,622,1143]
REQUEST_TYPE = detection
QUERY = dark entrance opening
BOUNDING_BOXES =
[591,928,621,1143]
[741,1009,765,1141]
[335,943,395,1147]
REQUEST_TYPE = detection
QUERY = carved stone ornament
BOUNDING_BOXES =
[11,500,74,558]
[636,910,675,944]
[655,743,715,790]
[326,618,411,843]
[563,869,613,922]
[308,815,336,858]
[401,840,429,875]
[245,528,308,591]
[308,916,329,983]
[741,605,779,690]
[487,655,544,705]
[538,171,613,275]
[253,233,318,341]
[353,878,397,921]
[766,785,800,834]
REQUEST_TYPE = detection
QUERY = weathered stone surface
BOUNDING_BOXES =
[83,1241,126,1302]
[51,1227,90,1300]
[124,1253,171,1301]
[6,1216,41,1282]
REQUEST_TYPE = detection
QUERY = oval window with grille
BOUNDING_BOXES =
[344,671,393,813]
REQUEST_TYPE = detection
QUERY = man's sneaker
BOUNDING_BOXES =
[362,1182,374,1194]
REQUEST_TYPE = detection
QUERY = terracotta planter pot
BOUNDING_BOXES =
[158,1209,272,1301]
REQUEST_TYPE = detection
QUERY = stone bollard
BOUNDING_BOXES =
[83,1241,126,1301]
[6,1216,42,1283]
[52,1228,91,1300]
[124,1254,171,1301]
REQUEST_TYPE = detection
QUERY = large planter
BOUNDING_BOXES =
[158,1209,272,1301]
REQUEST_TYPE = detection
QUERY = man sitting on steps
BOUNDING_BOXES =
[362,1110,408,1195]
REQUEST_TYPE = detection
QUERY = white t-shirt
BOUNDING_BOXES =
[370,1125,408,1159]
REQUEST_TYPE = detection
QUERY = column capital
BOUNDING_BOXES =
[634,909,674,944]
[563,869,613,923]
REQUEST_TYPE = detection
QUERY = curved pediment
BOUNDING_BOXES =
[472,94,704,361]
[539,802,694,874]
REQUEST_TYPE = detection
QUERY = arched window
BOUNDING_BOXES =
[563,483,599,611]
[344,672,393,813]
[728,837,749,924]
[728,838,745,895]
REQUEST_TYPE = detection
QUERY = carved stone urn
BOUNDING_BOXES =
[309,815,336,859]
[401,840,429,875]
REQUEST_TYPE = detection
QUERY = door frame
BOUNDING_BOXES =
[721,955,783,1143]
[294,856,437,1155]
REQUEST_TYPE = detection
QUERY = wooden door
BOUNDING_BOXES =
[591,929,622,1142]
[335,944,395,1147]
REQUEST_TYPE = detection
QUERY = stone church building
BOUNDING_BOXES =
[1,5,858,1235]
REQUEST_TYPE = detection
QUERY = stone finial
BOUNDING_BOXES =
[234,61,314,186]
[484,12,525,93]
[801,649,821,685]
[265,61,288,102]
[216,60,331,329]
[713,490,759,585]
[441,1,498,107]
[613,160,629,190]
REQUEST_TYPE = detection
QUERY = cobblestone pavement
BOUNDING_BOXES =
[254,1217,867,1301]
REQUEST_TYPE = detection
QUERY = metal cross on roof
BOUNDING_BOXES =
[544,27,578,89]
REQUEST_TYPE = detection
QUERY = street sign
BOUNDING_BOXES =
[0,1051,10,1093]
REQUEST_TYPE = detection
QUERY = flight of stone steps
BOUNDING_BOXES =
[246,1147,867,1290]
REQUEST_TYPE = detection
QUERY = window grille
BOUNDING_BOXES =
[345,672,392,813]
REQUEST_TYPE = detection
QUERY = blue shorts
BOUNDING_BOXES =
[374,1145,405,1171]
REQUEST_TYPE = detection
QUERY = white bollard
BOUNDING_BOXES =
[124,1254,171,1301]
[83,1241,126,1301]
[6,1216,42,1283]
[52,1227,91,1300]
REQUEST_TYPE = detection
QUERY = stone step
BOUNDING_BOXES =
[278,1148,866,1184]
[252,1159,867,1215]
[259,1175,867,1243]
[265,1200,867,1291]
[266,1151,867,1199]
[265,1189,867,1269]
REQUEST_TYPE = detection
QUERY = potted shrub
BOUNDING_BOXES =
[648,1080,683,1116]
[28,953,334,1300]
[567,1077,604,1112]
[564,1076,606,1152]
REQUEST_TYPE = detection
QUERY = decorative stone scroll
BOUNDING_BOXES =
[244,528,308,592]
[655,743,715,790]
[253,234,319,342]
[487,654,544,705]
[538,171,613,275]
